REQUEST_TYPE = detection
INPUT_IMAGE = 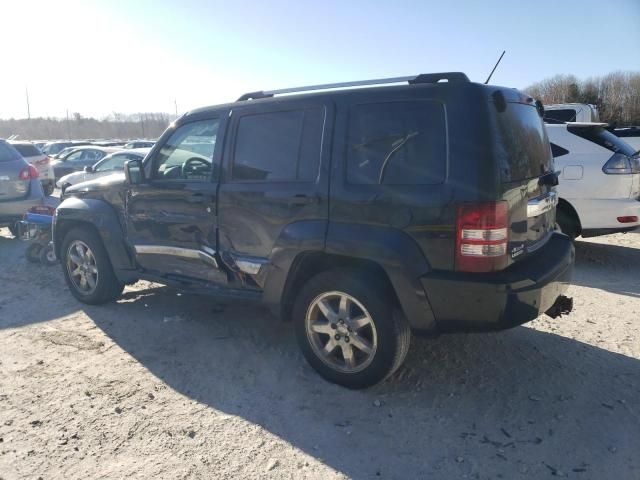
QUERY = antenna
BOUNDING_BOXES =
[484,50,506,84]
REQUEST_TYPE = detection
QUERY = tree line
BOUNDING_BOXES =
[525,71,640,127]
[0,112,173,140]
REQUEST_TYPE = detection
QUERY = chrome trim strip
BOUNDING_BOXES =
[527,191,558,218]
[231,254,269,275]
[134,245,218,268]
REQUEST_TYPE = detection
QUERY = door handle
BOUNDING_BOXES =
[288,194,319,206]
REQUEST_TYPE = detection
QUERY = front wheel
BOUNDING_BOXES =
[60,227,124,304]
[293,269,410,389]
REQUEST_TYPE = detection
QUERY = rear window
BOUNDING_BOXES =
[544,109,576,122]
[11,143,41,158]
[568,125,636,157]
[495,103,551,182]
[347,101,446,185]
[0,142,22,163]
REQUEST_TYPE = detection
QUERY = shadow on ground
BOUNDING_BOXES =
[82,286,640,479]
[572,239,640,297]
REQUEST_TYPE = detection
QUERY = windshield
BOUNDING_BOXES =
[568,125,636,157]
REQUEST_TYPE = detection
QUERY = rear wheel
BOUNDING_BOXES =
[293,269,410,389]
[557,206,579,240]
[39,243,58,265]
[61,227,123,304]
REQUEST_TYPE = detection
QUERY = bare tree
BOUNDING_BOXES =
[525,71,640,126]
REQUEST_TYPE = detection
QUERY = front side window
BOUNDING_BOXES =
[95,153,134,172]
[347,101,447,185]
[232,108,323,182]
[153,119,219,181]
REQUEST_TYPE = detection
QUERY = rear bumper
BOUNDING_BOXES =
[0,180,45,225]
[421,233,575,332]
[575,197,640,230]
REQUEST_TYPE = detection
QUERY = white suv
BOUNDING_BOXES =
[547,122,640,238]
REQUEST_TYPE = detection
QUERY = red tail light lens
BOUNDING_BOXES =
[28,205,56,216]
[617,216,638,224]
[456,201,509,273]
[19,165,39,180]
[35,157,50,166]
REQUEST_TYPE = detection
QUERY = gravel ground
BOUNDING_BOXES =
[0,227,638,479]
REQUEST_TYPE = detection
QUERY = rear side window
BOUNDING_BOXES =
[232,108,324,182]
[11,143,41,157]
[544,109,576,122]
[0,142,21,162]
[346,101,446,185]
[568,125,636,157]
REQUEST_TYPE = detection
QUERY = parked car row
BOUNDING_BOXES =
[38,139,155,156]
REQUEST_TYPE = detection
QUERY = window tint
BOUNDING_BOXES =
[11,143,41,157]
[154,119,219,181]
[496,103,551,182]
[544,109,576,122]
[0,142,21,163]
[550,143,570,158]
[232,108,323,182]
[347,101,446,185]
[568,125,636,157]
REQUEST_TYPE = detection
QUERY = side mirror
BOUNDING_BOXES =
[124,159,144,185]
[84,165,94,173]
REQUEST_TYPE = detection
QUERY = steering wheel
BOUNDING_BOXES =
[181,157,211,178]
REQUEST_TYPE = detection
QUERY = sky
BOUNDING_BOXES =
[1,0,638,119]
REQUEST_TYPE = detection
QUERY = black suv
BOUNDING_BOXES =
[53,72,574,388]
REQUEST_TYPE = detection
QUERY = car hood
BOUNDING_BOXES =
[57,171,85,185]
[65,172,126,194]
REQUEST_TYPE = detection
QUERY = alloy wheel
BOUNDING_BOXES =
[305,291,378,373]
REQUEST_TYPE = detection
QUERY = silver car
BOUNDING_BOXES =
[0,140,45,236]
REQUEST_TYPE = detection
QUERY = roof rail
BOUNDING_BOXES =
[237,72,470,101]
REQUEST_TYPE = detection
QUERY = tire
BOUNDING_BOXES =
[60,227,124,304]
[26,243,43,263]
[39,243,58,266]
[43,182,54,196]
[557,206,579,240]
[293,268,411,389]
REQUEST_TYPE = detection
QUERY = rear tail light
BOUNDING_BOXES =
[456,201,509,273]
[602,153,639,174]
[28,205,56,216]
[18,165,39,180]
[617,216,638,224]
[35,157,50,167]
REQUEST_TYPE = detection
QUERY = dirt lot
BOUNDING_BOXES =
[0,227,638,480]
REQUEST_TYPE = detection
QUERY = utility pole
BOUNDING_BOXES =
[66,109,71,140]
[25,87,31,120]
[174,99,178,117]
